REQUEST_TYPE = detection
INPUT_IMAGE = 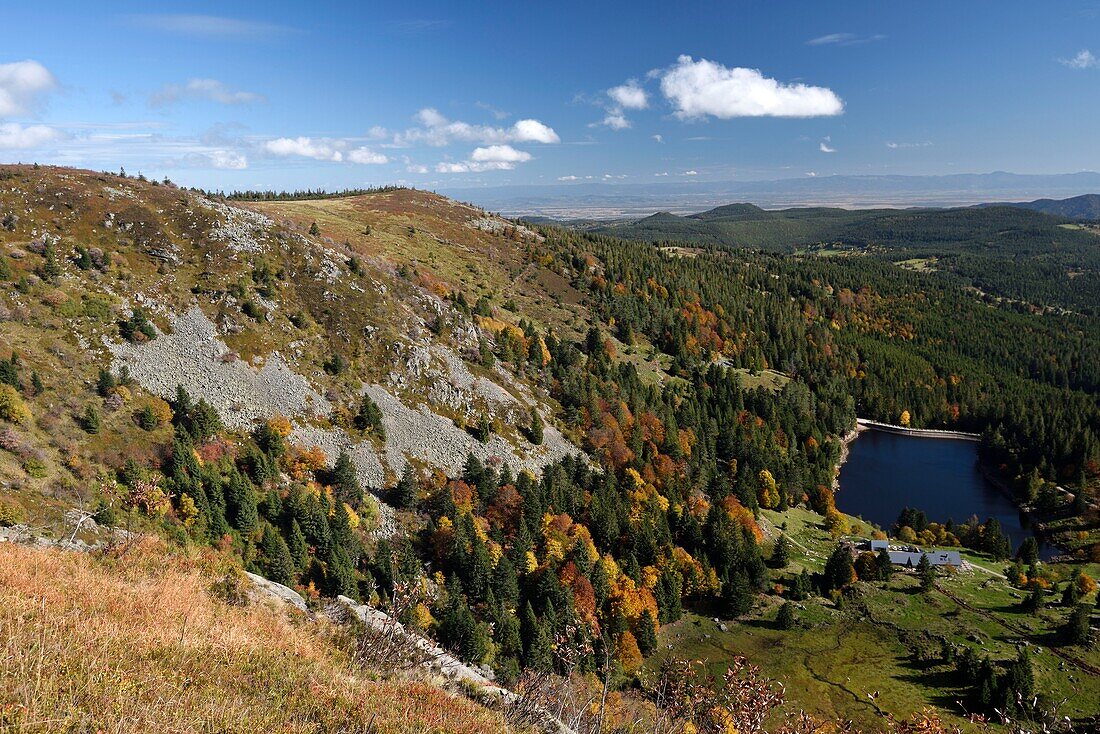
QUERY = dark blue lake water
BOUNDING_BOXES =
[836,429,1051,559]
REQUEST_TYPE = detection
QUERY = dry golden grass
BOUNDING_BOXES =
[0,538,515,734]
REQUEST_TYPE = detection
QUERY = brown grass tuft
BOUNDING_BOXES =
[0,539,515,733]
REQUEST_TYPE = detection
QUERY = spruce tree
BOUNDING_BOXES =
[331,450,363,505]
[82,405,102,434]
[287,519,309,572]
[528,407,544,445]
[258,524,295,586]
[776,601,796,630]
[1062,604,1091,645]
[877,547,893,581]
[771,534,791,568]
[635,609,658,655]
[393,464,418,509]
[918,553,935,593]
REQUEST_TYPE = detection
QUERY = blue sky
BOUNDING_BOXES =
[2,1,1100,191]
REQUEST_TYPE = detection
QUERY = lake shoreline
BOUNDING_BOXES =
[838,424,1064,559]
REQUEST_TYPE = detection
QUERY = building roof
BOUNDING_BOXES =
[888,550,961,567]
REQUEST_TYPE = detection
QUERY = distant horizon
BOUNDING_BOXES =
[6,2,1100,191]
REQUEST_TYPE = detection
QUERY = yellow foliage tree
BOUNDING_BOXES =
[0,385,31,425]
[899,410,911,427]
[615,631,643,673]
[757,469,780,509]
[1076,572,1098,597]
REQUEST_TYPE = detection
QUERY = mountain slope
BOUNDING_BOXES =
[0,165,588,535]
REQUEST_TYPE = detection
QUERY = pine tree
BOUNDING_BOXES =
[824,544,855,593]
[82,405,102,434]
[308,222,320,236]
[258,524,295,586]
[776,601,796,630]
[918,553,935,593]
[1022,584,1043,614]
[877,547,893,581]
[1062,604,1091,645]
[771,534,791,568]
[1017,537,1039,565]
[635,609,658,655]
[528,407,544,445]
[1062,579,1082,607]
[393,464,418,509]
[331,450,363,505]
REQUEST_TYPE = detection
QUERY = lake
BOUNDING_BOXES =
[836,428,1052,559]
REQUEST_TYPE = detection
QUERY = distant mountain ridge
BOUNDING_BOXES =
[443,171,1100,218]
[983,193,1100,220]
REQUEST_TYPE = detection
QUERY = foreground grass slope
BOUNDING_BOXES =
[0,538,516,734]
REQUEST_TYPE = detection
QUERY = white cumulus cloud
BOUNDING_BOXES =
[263,137,344,161]
[347,146,389,164]
[658,55,843,119]
[151,78,265,107]
[397,108,559,146]
[601,113,630,130]
[1061,49,1099,69]
[819,140,836,153]
[0,122,62,149]
[0,60,57,117]
[436,144,533,172]
[470,144,531,164]
[207,150,248,169]
[608,80,648,110]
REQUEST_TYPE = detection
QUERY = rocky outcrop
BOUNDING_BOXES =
[246,571,308,612]
[107,307,331,430]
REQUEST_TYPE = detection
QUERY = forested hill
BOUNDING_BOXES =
[589,203,1100,312]
[983,193,1100,221]
[2,165,1098,730]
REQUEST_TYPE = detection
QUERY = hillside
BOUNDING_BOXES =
[986,194,1100,221]
[0,537,520,733]
[2,165,1098,732]
[0,165,596,537]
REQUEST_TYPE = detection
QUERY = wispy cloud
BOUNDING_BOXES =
[658,55,843,119]
[126,14,293,40]
[886,141,932,149]
[262,136,388,164]
[395,108,559,147]
[652,134,663,143]
[150,79,265,107]
[1060,49,1099,69]
[819,141,836,153]
[0,60,57,118]
[385,19,451,36]
[807,32,885,46]
[475,101,509,120]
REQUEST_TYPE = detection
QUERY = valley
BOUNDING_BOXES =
[1,165,1098,733]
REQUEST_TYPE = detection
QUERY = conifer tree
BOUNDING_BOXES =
[331,450,363,505]
[918,553,935,593]
[258,523,295,586]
